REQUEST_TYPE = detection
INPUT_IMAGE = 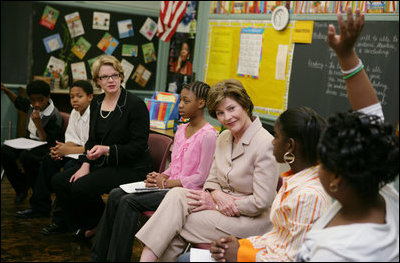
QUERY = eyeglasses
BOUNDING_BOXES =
[98,73,120,81]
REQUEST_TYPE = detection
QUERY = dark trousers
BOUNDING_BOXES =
[30,155,78,226]
[91,188,168,262]
[1,144,49,194]
[51,164,150,232]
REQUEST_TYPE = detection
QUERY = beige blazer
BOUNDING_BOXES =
[203,116,279,237]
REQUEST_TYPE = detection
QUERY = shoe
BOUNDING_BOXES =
[14,191,28,205]
[16,208,49,219]
[72,228,95,242]
[41,223,68,235]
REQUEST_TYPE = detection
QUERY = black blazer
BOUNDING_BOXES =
[82,87,151,169]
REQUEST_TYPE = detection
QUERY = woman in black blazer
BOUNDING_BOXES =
[46,55,152,239]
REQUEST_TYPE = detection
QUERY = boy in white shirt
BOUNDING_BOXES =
[16,80,93,236]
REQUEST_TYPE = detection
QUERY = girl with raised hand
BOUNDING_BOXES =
[295,8,399,262]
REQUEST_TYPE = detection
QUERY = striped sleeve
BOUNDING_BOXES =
[284,188,329,260]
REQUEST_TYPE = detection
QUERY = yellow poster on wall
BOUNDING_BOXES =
[205,20,295,118]
[207,27,234,81]
[293,20,314,43]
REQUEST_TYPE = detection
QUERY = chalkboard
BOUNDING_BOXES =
[288,21,399,128]
[1,1,32,84]
[31,2,159,91]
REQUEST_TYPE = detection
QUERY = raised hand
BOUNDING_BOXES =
[327,7,364,58]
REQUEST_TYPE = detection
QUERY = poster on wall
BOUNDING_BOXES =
[43,56,65,78]
[120,58,134,87]
[39,5,60,30]
[237,28,264,78]
[142,42,157,63]
[139,17,157,41]
[118,19,134,39]
[42,33,63,53]
[97,32,119,55]
[122,44,138,57]
[71,61,87,80]
[176,1,197,37]
[65,12,85,38]
[71,36,91,59]
[166,33,194,94]
[93,11,110,30]
[132,64,152,88]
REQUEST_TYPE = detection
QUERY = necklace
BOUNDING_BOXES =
[100,91,120,119]
[99,107,112,119]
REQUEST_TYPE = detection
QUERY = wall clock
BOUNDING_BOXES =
[271,6,289,31]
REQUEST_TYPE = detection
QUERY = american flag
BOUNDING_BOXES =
[157,1,188,42]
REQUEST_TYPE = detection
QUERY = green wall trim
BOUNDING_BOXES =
[209,13,399,21]
[36,1,159,16]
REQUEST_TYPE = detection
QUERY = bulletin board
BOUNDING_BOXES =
[31,2,159,91]
[205,20,295,118]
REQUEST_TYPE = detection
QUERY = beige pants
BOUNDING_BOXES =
[135,187,231,261]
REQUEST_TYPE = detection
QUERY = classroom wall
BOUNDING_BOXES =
[1,1,398,191]
[1,1,165,143]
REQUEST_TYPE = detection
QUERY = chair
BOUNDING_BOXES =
[141,133,173,218]
[59,112,70,140]
[147,133,173,173]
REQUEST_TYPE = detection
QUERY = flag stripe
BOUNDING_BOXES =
[157,1,188,42]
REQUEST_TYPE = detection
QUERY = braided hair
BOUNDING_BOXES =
[182,81,211,106]
[318,111,399,199]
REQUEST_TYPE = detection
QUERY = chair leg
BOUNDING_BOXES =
[183,242,192,254]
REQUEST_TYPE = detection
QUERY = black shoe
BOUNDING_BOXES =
[72,228,95,242]
[14,191,28,205]
[41,223,68,235]
[16,208,49,219]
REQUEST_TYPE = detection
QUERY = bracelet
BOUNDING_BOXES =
[343,64,364,80]
[341,59,363,75]
[215,204,219,211]
[161,179,165,189]
[163,179,168,189]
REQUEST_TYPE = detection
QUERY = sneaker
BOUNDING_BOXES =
[16,208,49,218]
[41,223,68,235]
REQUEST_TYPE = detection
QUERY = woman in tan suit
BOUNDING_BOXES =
[136,79,279,261]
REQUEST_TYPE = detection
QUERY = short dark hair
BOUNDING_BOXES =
[276,106,327,165]
[26,80,50,97]
[207,79,254,119]
[71,80,94,95]
[318,111,399,198]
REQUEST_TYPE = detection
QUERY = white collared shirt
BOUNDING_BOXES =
[64,106,90,146]
[28,99,55,140]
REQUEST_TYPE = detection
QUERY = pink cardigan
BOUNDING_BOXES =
[163,122,217,190]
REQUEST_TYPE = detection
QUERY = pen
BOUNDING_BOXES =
[135,187,159,190]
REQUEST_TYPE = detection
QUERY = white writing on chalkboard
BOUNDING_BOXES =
[311,28,398,106]
[289,21,398,129]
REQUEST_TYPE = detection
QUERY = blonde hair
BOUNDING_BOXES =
[91,55,124,89]
[206,79,254,119]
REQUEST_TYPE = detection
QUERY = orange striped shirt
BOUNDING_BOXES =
[237,165,331,262]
